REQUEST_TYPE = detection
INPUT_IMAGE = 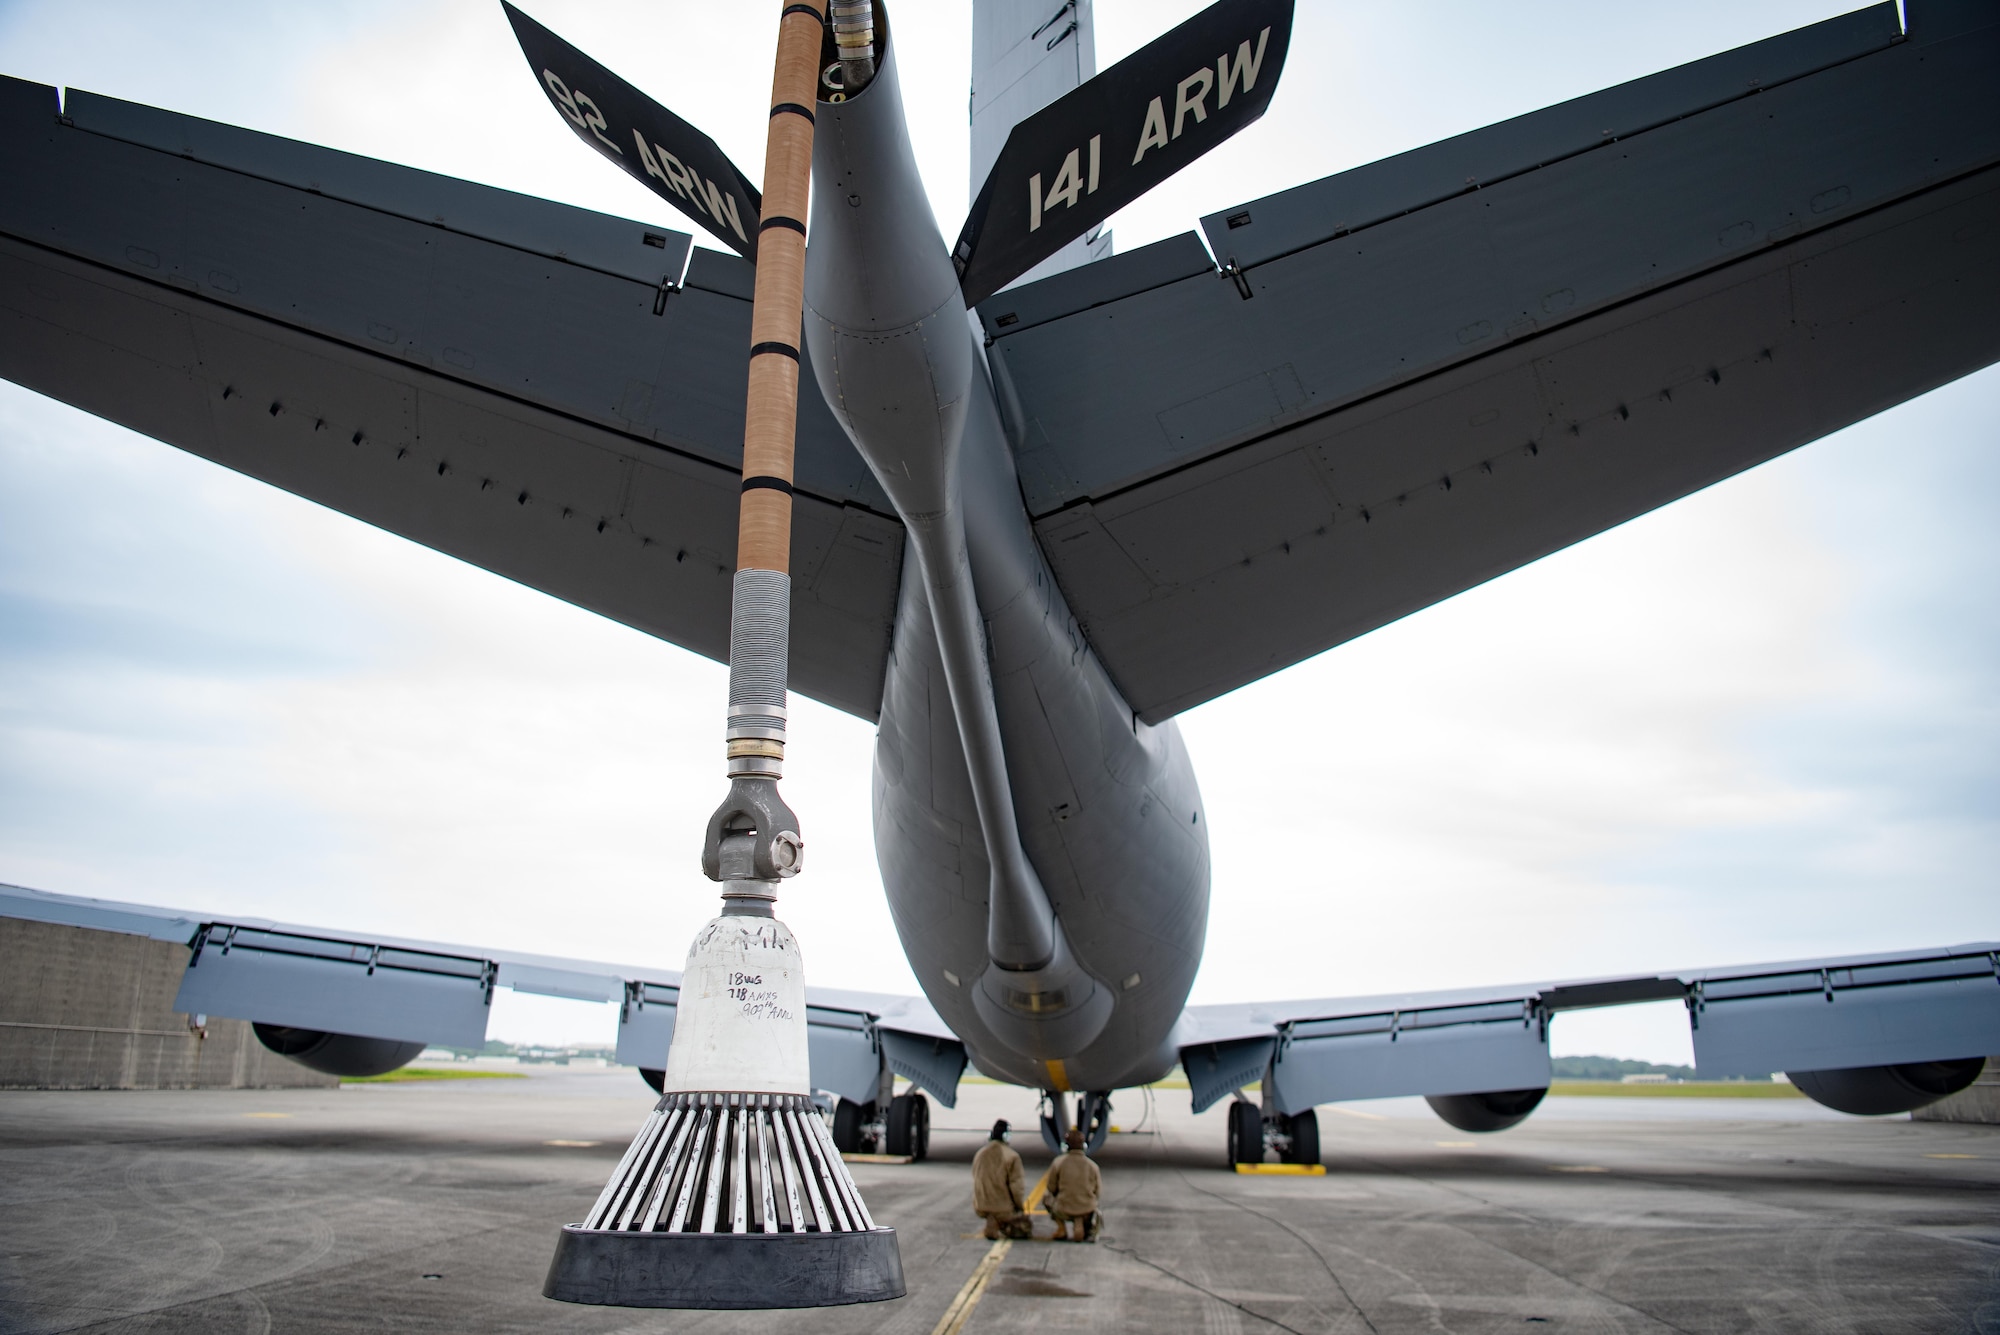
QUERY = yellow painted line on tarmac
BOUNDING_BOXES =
[1925,1153,1980,1159]
[1024,1166,1052,1215]
[1551,1165,1609,1173]
[841,1152,915,1164]
[243,1112,292,1119]
[1328,1106,1385,1120]
[932,1172,1049,1335]
[1234,1163,1326,1176]
[930,1239,1010,1335]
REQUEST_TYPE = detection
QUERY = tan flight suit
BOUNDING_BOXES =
[1045,1147,1101,1241]
[971,1139,1031,1239]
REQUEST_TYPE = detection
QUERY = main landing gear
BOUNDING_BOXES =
[829,1091,931,1160]
[1226,1100,1319,1167]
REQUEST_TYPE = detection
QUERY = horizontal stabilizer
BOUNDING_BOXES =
[0,79,902,718]
[503,2,762,258]
[953,0,1293,306]
[984,2,2000,722]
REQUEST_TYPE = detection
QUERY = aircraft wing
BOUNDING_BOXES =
[0,881,968,1107]
[10,878,1994,1119]
[0,78,904,720]
[1177,943,2000,1115]
[980,1,2000,722]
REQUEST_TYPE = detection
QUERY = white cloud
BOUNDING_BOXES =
[2,2,1994,1071]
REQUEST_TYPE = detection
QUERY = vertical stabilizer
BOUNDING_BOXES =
[970,0,1111,286]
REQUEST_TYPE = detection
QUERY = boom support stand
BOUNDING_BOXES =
[543,1,902,1309]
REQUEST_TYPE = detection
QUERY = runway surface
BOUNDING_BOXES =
[2,1065,1995,1333]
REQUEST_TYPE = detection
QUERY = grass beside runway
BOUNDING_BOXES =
[341,1068,528,1084]
[1549,1080,1802,1098]
[960,1073,1194,1090]
[957,1074,1804,1098]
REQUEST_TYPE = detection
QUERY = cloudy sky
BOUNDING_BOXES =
[1,1,1992,1062]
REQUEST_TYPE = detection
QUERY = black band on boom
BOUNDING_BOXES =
[781,4,824,19]
[749,341,801,361]
[770,102,816,124]
[741,475,796,496]
[759,216,807,236]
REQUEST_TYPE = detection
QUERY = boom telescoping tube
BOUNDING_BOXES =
[703,0,825,894]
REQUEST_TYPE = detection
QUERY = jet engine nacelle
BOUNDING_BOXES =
[1425,1087,1548,1132]
[252,1023,427,1077]
[1787,1058,1985,1116]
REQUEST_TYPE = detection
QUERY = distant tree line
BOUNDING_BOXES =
[430,1040,619,1061]
[1552,1055,1697,1081]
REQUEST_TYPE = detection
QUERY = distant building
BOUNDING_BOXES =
[2,917,332,1090]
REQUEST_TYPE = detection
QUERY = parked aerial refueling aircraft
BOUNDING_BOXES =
[3,0,1999,1166]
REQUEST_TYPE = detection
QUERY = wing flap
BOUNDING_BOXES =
[172,924,495,1049]
[1691,949,2000,1077]
[1273,1002,1550,1112]
[614,981,680,1069]
[1183,942,2000,1113]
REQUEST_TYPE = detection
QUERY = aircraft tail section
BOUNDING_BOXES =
[957,0,1294,307]
[971,0,1112,289]
[503,2,762,259]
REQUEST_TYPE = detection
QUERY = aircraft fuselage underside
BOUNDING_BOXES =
[804,32,1208,1092]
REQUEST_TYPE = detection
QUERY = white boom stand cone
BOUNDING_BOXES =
[543,0,900,1310]
[541,895,902,1308]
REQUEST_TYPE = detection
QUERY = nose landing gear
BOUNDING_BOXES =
[1039,1090,1112,1153]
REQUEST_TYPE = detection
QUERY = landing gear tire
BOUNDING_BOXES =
[1227,1099,1263,1165]
[832,1097,874,1153]
[886,1091,930,1160]
[1280,1109,1320,1165]
[638,1068,665,1094]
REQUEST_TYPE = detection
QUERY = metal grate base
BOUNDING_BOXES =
[543,1090,904,1308]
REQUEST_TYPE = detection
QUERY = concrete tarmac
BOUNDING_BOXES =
[1,1066,1995,1333]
